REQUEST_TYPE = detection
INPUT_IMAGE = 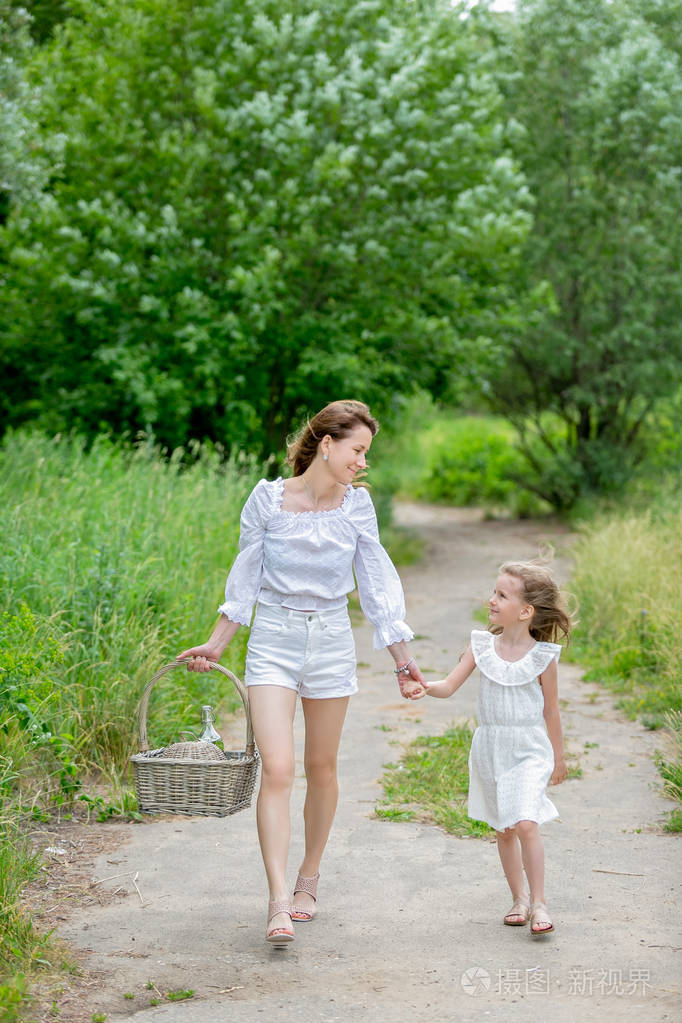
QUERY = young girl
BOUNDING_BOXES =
[424,561,572,937]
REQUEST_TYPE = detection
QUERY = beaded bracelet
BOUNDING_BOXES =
[393,656,416,676]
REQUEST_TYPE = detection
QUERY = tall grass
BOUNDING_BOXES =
[569,493,681,727]
[569,491,681,828]
[0,431,261,1012]
[0,431,260,775]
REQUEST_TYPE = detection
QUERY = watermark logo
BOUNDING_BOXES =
[460,967,491,996]
[460,965,651,997]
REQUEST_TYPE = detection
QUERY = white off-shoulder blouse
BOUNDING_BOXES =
[217,478,414,650]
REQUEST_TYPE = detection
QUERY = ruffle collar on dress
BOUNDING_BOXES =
[470,629,561,687]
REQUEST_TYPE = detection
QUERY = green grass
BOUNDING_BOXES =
[568,493,681,728]
[655,712,682,833]
[166,989,194,1002]
[0,430,260,781]
[0,430,262,1016]
[0,975,29,1023]
[568,488,682,825]
[0,821,54,1022]
[377,724,582,837]
[376,725,492,837]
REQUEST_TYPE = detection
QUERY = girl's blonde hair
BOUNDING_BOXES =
[493,561,574,643]
[286,399,379,477]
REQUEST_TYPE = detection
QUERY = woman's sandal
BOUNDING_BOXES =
[265,900,295,947]
[291,872,319,922]
[529,901,554,937]
[503,896,530,927]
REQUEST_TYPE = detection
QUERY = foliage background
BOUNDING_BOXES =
[1,0,681,1015]
[1,0,532,459]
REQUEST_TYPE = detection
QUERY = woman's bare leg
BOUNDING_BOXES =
[293,696,350,915]
[247,685,298,933]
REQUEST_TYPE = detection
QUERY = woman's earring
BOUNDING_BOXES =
[323,453,329,461]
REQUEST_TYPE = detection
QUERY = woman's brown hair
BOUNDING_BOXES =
[492,561,575,644]
[286,400,379,477]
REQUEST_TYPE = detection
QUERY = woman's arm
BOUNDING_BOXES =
[352,489,414,652]
[176,481,270,672]
[216,480,269,625]
[540,659,567,784]
[425,647,476,698]
[177,614,241,672]
[387,640,425,699]
[348,489,423,697]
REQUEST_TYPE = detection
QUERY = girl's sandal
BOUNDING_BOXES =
[529,901,554,937]
[503,896,530,927]
[265,900,295,947]
[291,872,319,922]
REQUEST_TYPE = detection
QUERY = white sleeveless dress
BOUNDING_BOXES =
[467,629,562,832]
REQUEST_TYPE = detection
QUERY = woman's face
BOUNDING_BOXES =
[324,425,373,484]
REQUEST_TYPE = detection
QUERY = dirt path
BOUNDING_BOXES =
[38,504,680,1022]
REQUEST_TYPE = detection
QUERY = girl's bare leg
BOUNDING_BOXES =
[293,696,350,915]
[515,819,545,904]
[496,827,527,905]
[247,685,298,933]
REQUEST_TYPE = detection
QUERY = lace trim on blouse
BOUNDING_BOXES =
[470,629,561,687]
[273,476,354,517]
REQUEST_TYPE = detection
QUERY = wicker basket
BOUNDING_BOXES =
[130,661,259,817]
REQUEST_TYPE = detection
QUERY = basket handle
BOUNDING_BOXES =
[137,661,255,756]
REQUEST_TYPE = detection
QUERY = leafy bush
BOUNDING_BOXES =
[412,414,550,516]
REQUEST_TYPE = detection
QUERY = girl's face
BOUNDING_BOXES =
[323,425,373,484]
[489,573,531,628]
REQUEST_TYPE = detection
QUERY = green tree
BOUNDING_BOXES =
[0,2,63,224]
[0,0,531,455]
[7,0,77,44]
[482,0,682,507]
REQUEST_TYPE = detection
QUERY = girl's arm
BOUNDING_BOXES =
[540,659,567,784]
[425,647,476,698]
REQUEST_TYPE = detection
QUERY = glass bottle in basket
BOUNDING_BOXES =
[198,705,224,751]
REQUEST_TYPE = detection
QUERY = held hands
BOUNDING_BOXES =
[395,658,427,700]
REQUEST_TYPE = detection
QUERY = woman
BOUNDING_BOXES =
[178,399,424,947]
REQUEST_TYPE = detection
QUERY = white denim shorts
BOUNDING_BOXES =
[245,603,358,699]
